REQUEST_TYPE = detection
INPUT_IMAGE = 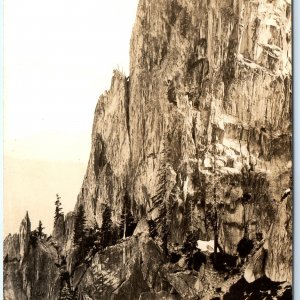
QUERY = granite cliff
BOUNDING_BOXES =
[4,0,292,299]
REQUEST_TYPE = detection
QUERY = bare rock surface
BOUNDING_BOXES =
[3,0,292,299]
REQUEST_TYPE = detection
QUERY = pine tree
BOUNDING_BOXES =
[60,286,72,300]
[29,230,39,247]
[101,206,112,248]
[54,193,64,225]
[148,219,158,238]
[37,220,45,239]
[73,204,87,246]
[205,192,220,266]
[206,145,225,267]
[60,285,77,300]
[119,191,135,239]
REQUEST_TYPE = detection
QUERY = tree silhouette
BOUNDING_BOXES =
[205,146,226,267]
[37,220,45,239]
[54,194,64,225]
[73,204,87,246]
[59,285,77,300]
[148,219,158,239]
[101,206,113,248]
[119,191,136,239]
[29,230,39,247]
[60,286,72,300]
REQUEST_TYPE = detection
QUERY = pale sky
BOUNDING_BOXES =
[4,0,139,235]
[4,0,139,162]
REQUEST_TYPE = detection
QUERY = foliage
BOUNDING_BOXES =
[118,191,136,239]
[37,220,46,239]
[187,251,206,271]
[237,237,254,258]
[148,219,158,239]
[59,286,77,300]
[72,216,105,268]
[206,203,219,236]
[29,221,46,246]
[169,252,181,264]
[29,230,39,247]
[86,222,102,251]
[209,252,238,272]
[205,180,224,267]
[73,204,87,246]
[101,206,113,248]
[182,231,198,255]
[54,194,64,225]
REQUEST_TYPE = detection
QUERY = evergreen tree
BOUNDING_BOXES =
[119,191,135,239]
[73,204,87,246]
[101,206,112,248]
[54,193,64,225]
[29,230,39,247]
[206,201,219,265]
[148,219,158,239]
[37,220,45,239]
[84,222,102,255]
[60,286,72,300]
[60,285,77,300]
[206,146,225,267]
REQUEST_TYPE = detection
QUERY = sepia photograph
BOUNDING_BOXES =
[3,0,292,299]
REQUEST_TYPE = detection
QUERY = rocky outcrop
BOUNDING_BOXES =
[244,246,267,283]
[244,192,292,284]
[4,0,292,298]
[19,212,31,263]
[4,212,31,265]
[76,71,131,227]
[76,234,162,299]
[4,234,20,262]
[4,214,61,300]
[52,214,65,247]
[76,0,292,277]
[264,193,292,283]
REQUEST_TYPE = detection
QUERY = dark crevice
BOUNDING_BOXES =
[222,22,239,108]
[125,77,131,144]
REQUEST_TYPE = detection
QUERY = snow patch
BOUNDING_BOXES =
[197,240,219,253]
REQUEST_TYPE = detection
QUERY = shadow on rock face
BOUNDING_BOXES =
[237,237,254,258]
[209,252,238,272]
[223,276,292,300]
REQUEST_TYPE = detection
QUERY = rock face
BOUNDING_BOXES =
[4,0,292,299]
[264,193,292,283]
[52,214,65,247]
[19,211,31,263]
[4,213,61,300]
[77,0,292,278]
[76,234,163,299]
[244,246,267,283]
[243,193,292,284]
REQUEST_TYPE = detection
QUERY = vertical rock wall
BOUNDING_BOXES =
[77,0,291,260]
[4,1,292,298]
